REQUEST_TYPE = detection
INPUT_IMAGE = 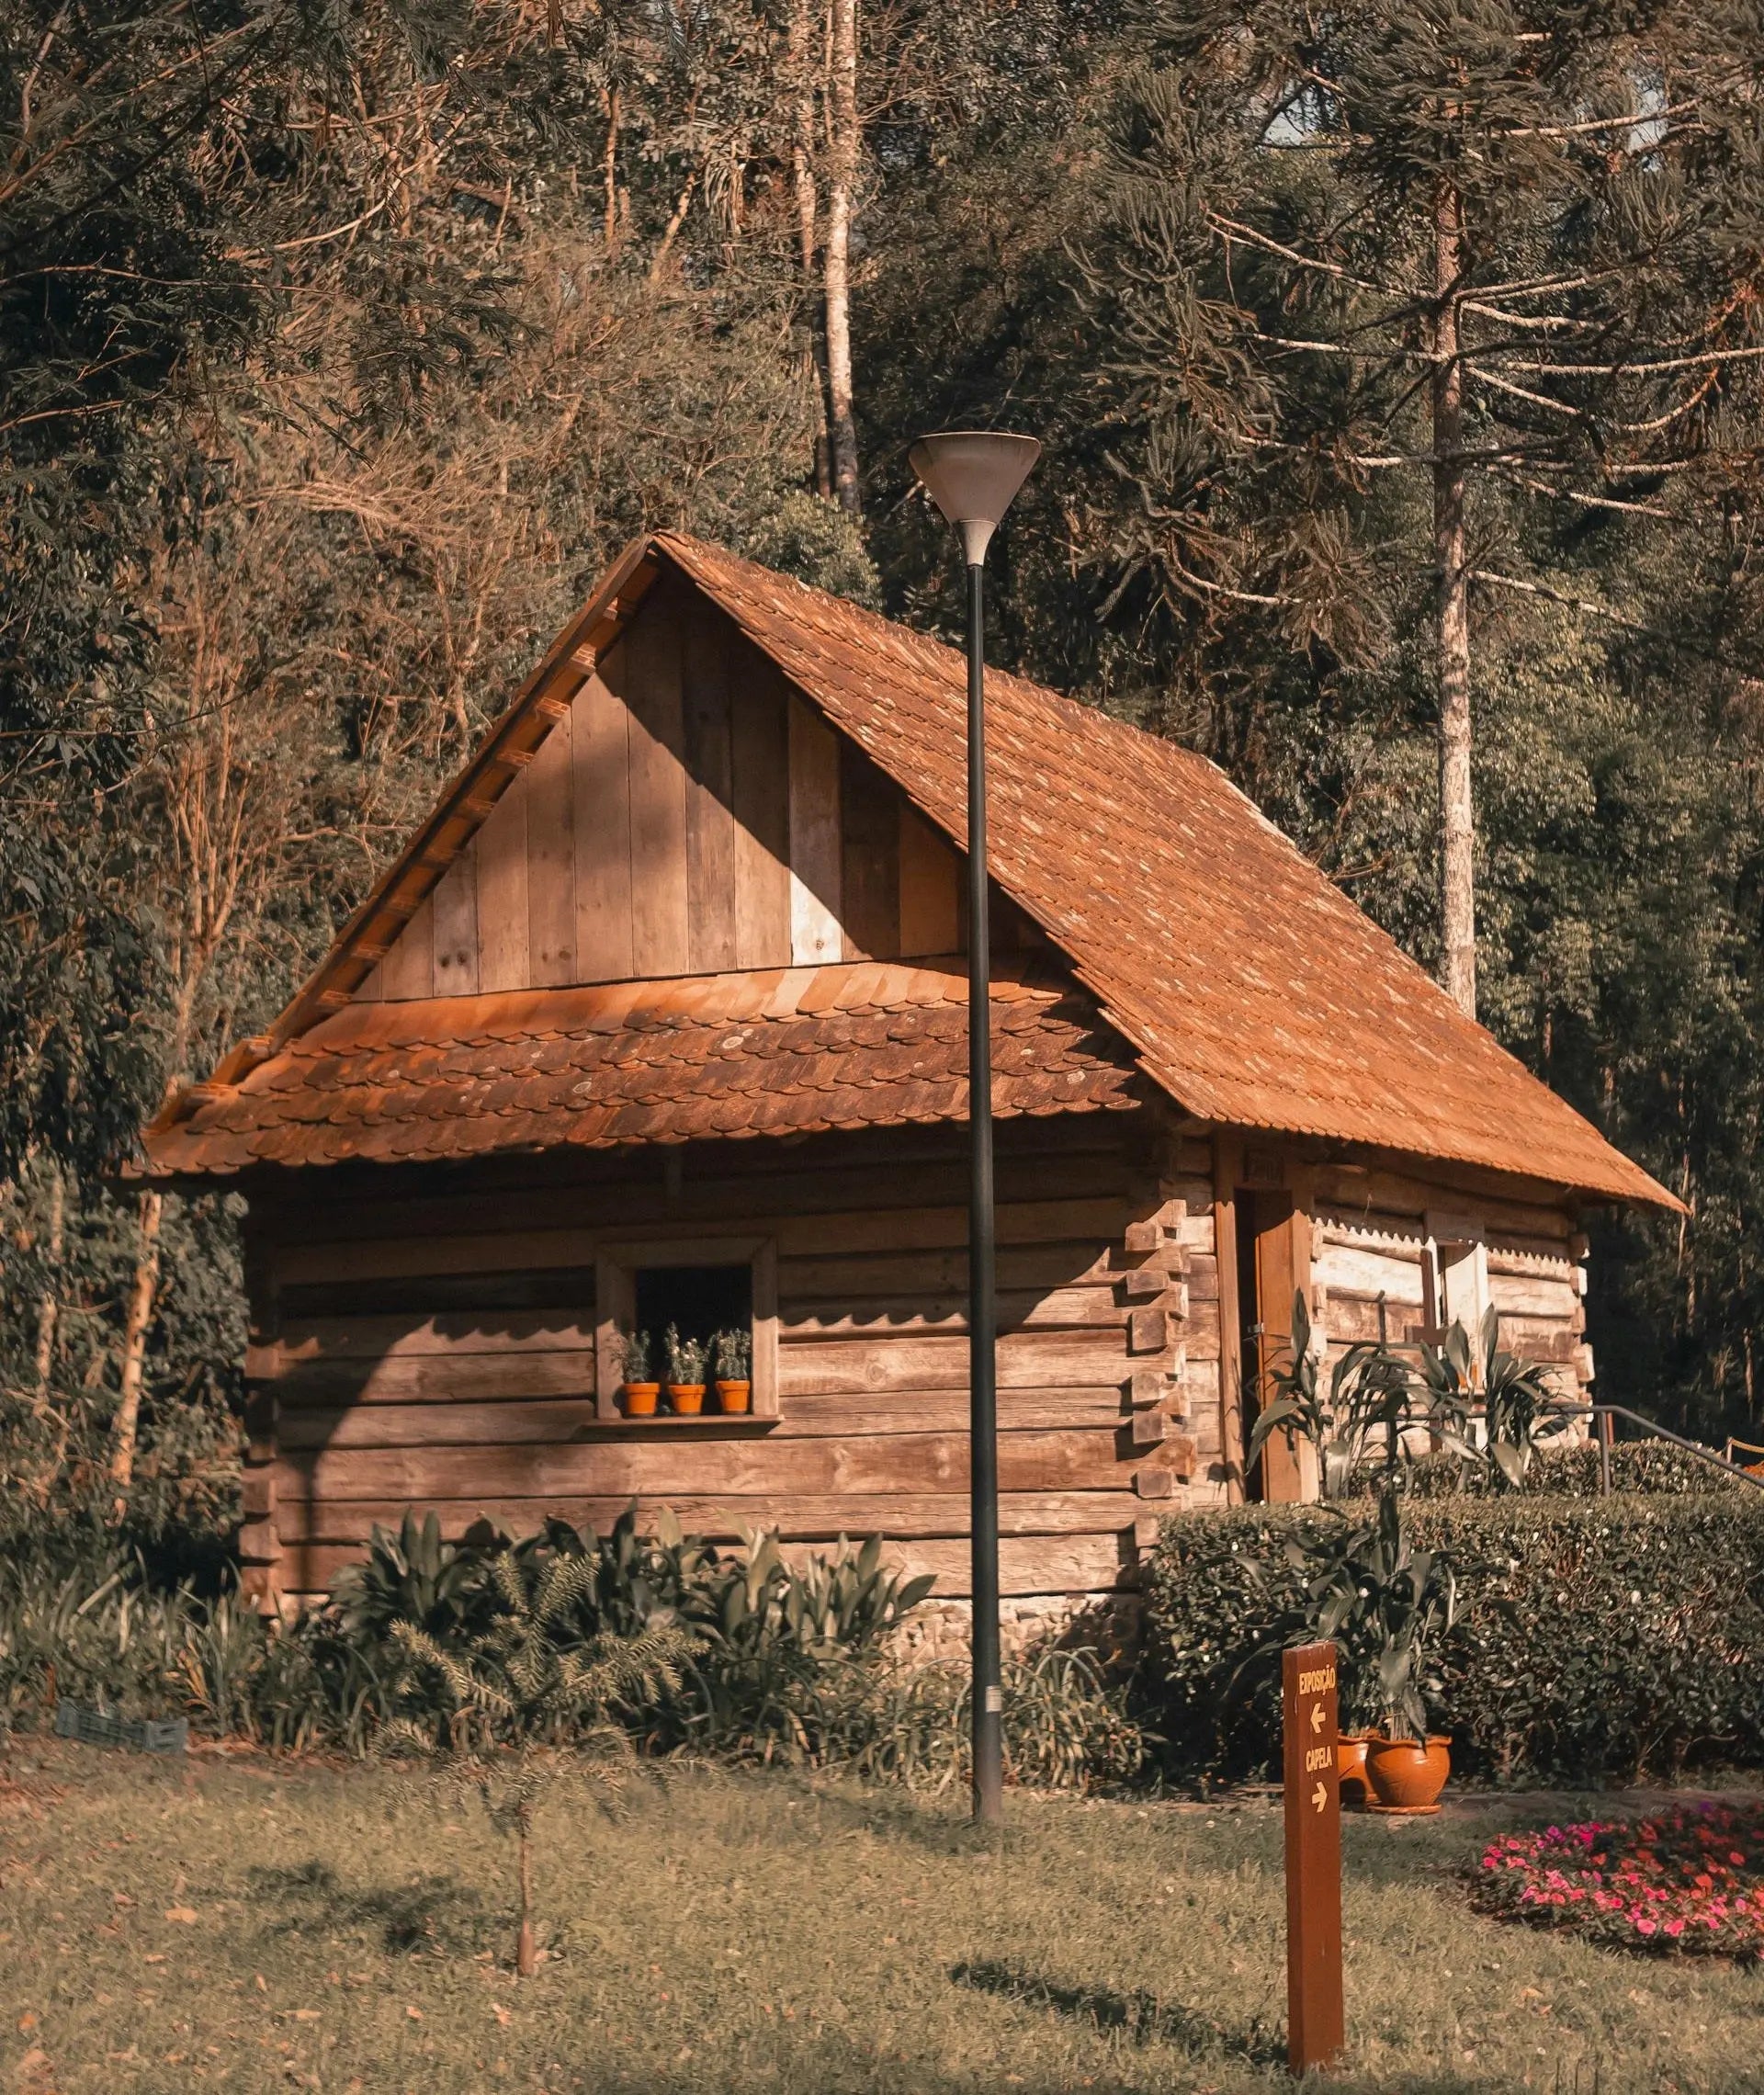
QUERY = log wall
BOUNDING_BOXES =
[234,1116,1594,1621]
[1309,1159,1591,1384]
[240,1112,1217,1618]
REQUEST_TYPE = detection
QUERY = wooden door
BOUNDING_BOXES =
[1235,1187,1311,1503]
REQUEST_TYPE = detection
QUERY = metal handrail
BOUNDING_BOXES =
[1543,1401,1764,1496]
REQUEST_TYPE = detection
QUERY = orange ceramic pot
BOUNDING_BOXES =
[716,1378,752,1414]
[1365,1736,1451,1812]
[622,1381,661,1418]
[667,1382,707,1416]
[1337,1734,1375,1806]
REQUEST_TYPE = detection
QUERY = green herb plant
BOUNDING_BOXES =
[662,1325,707,1385]
[713,1327,752,1380]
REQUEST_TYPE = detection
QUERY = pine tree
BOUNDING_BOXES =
[1073,0,1764,1015]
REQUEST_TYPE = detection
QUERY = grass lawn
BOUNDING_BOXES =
[4,1740,1762,2094]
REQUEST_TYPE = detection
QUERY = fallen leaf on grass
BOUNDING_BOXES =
[17,2047,50,2077]
[17,2014,37,2032]
[406,2007,423,2021]
[491,2004,511,2026]
[164,1906,198,1924]
[142,1954,165,1965]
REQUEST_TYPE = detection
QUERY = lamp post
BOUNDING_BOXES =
[908,429,1040,1825]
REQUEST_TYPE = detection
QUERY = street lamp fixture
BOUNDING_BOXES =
[908,429,1040,1827]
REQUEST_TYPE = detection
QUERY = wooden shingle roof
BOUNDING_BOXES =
[142,961,1140,1175]
[141,530,1673,1206]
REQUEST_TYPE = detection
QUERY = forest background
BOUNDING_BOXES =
[5,0,1764,1539]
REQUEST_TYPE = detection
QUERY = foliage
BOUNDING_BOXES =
[1345,1437,1751,1500]
[662,1325,708,1386]
[1475,1806,1764,1960]
[1247,1293,1454,1498]
[1416,1309,1570,1490]
[616,1330,654,1385]
[713,1326,752,1380]
[1144,1494,1764,1784]
[0,1509,1142,1790]
[1279,1491,1457,1740]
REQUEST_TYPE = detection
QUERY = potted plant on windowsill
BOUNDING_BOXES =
[663,1325,707,1415]
[713,1327,752,1414]
[618,1330,660,1417]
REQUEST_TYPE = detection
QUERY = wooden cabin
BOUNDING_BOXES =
[140,533,1677,1628]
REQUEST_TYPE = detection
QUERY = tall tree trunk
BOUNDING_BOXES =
[1432,175,1476,1018]
[30,1160,65,1416]
[109,1187,164,1507]
[823,0,861,515]
[791,0,833,501]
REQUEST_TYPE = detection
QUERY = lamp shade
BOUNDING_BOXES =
[908,430,1041,564]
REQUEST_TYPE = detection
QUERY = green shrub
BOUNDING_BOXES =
[1345,1441,1748,1500]
[1143,1492,1764,1785]
[0,1510,1146,1791]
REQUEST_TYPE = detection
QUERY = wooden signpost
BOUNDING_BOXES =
[1283,1640,1344,2076]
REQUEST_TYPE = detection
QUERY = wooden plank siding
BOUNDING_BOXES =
[354,576,964,1003]
[241,1115,1207,1609]
[1308,1161,1591,1383]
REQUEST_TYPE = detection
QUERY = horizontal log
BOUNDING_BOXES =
[1314,1241,1428,1302]
[268,1349,599,1405]
[776,1328,1133,1397]
[275,1489,1144,1547]
[277,1267,601,1320]
[266,1145,1144,1255]
[277,1530,1135,1602]
[1315,1166,1572,1239]
[275,1310,599,1365]
[774,1196,1140,1261]
[780,1242,1125,1302]
[270,1195,1142,1291]
[276,1426,1135,1504]
[1487,1274,1580,1320]
[777,1285,1127,1335]
[275,1387,1130,1451]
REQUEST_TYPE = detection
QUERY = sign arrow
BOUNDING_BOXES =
[1311,1782,1328,1813]
[1309,1702,1325,1734]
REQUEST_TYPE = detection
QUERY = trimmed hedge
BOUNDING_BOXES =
[1143,1492,1764,1785]
[1345,1441,1747,1500]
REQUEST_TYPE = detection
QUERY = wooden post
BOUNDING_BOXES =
[1283,1641,1344,2076]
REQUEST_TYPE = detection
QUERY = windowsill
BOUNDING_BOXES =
[581,1414,780,1433]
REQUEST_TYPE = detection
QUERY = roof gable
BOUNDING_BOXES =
[172,530,1673,1207]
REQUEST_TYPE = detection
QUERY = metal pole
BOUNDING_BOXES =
[966,554,1002,1826]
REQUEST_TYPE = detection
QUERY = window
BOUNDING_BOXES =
[593,1235,778,1421]
[1425,1208,1491,1344]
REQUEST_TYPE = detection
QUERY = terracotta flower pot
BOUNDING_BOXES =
[1366,1735,1451,1813]
[667,1382,707,1416]
[621,1381,661,1418]
[716,1378,752,1414]
[1337,1734,1375,1806]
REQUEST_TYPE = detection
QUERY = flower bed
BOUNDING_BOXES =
[1474,1804,1764,1957]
